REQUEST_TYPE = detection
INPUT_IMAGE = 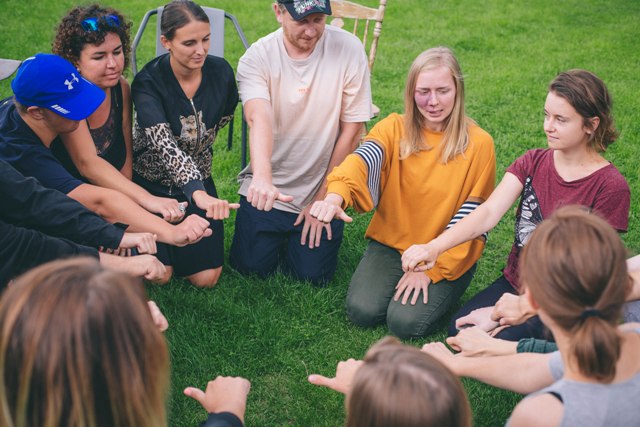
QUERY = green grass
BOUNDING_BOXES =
[1,1,639,426]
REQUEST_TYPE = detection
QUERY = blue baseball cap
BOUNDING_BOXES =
[11,53,104,121]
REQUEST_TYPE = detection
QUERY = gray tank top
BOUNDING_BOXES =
[508,328,640,427]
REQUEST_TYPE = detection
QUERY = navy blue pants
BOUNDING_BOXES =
[447,275,550,341]
[229,197,344,286]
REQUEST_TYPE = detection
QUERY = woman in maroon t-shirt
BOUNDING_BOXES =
[400,69,630,341]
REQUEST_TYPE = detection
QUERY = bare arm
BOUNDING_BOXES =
[60,123,184,223]
[314,121,363,201]
[120,78,133,179]
[67,184,210,246]
[294,121,363,247]
[243,98,293,210]
[629,267,640,301]
[421,341,555,395]
[402,172,524,271]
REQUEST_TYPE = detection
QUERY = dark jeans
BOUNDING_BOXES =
[229,197,343,286]
[447,275,550,341]
[346,240,476,339]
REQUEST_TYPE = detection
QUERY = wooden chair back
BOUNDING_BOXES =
[329,0,387,73]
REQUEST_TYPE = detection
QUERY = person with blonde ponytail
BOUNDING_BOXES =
[423,207,640,426]
[310,47,496,338]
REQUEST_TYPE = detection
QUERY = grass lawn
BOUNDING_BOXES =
[1,1,639,426]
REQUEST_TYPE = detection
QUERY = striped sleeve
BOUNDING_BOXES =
[446,201,488,240]
[353,141,383,208]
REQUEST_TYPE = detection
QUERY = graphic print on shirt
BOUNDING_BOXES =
[514,176,543,248]
[179,111,205,152]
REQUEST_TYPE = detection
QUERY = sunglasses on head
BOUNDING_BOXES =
[81,14,120,32]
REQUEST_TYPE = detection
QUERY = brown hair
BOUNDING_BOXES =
[346,337,471,427]
[549,69,618,152]
[401,47,474,163]
[521,206,630,382]
[52,4,132,69]
[0,258,169,427]
[161,0,209,41]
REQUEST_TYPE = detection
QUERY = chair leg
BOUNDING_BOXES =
[227,117,234,150]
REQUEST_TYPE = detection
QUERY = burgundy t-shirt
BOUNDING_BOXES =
[503,148,630,290]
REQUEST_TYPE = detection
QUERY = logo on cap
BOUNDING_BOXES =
[294,0,328,14]
[64,73,80,91]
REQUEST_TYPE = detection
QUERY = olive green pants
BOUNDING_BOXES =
[346,240,476,339]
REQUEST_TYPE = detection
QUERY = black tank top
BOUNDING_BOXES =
[52,82,127,180]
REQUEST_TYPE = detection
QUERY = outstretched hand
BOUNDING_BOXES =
[193,191,240,220]
[147,300,169,332]
[393,271,431,305]
[455,306,500,332]
[401,242,439,272]
[446,326,517,356]
[184,376,251,422]
[492,291,535,326]
[421,341,459,373]
[247,177,293,211]
[172,214,213,246]
[294,205,332,248]
[308,358,364,395]
[144,195,187,223]
[309,195,352,224]
[119,232,157,254]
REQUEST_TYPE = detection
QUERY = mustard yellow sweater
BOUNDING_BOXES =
[327,113,496,283]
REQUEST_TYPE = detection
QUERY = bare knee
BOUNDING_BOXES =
[187,267,222,288]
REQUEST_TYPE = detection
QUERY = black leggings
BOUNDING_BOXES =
[447,275,551,341]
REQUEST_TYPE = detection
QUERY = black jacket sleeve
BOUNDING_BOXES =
[0,219,98,287]
[200,412,243,427]
[0,160,124,249]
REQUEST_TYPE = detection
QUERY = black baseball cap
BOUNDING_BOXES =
[277,0,332,21]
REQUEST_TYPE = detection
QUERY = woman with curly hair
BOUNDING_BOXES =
[50,4,215,283]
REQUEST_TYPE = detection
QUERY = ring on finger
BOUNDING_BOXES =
[178,204,186,212]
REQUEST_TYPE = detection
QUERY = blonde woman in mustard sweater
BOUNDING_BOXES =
[310,47,495,338]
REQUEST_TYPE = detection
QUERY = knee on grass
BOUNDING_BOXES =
[387,314,437,340]
[187,268,222,288]
[288,266,332,287]
[346,296,386,328]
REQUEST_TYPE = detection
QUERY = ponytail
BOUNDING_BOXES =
[520,206,629,383]
[571,313,622,381]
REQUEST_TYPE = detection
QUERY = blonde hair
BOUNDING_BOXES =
[0,258,169,427]
[346,337,471,427]
[521,206,630,382]
[401,47,472,162]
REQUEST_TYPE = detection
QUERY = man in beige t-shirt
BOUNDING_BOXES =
[230,0,372,286]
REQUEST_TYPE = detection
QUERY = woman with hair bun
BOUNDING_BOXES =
[423,206,640,426]
[402,69,630,341]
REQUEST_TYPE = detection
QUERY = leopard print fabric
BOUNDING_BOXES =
[133,113,233,189]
